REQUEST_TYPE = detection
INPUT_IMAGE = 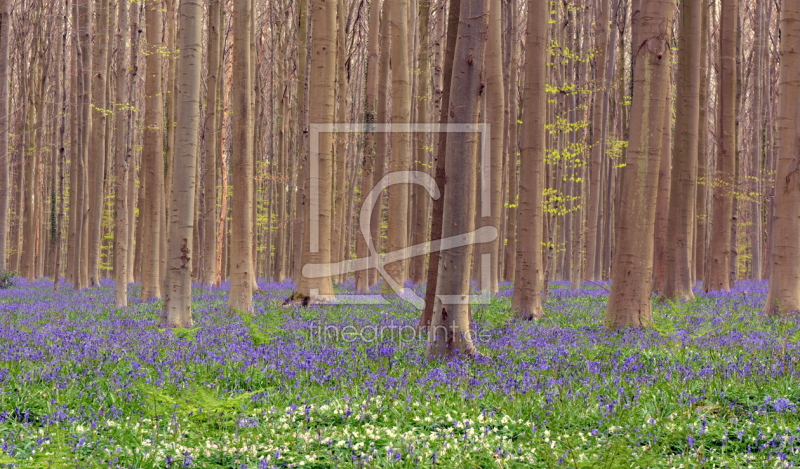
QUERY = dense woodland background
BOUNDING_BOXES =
[0,0,798,356]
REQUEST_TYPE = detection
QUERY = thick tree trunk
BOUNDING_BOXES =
[605,0,672,329]
[291,0,337,301]
[661,0,700,301]
[162,0,202,327]
[426,0,487,358]
[229,0,255,313]
[384,0,412,291]
[511,0,546,320]
[704,0,738,293]
[762,0,800,316]
[141,0,165,300]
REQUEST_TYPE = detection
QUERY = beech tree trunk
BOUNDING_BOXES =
[162,0,202,327]
[480,0,504,293]
[662,0,701,301]
[73,0,92,290]
[409,0,431,286]
[0,0,9,272]
[201,0,220,286]
[114,0,130,307]
[605,0,672,329]
[419,0,460,330]
[384,0,412,291]
[291,0,336,301]
[585,0,609,282]
[426,0,487,358]
[704,0,738,293]
[88,0,109,286]
[694,0,709,282]
[511,0,547,320]
[229,0,255,313]
[141,0,165,300]
[355,0,381,292]
[762,0,800,316]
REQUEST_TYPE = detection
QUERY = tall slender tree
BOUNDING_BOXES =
[704,0,738,292]
[141,0,165,300]
[481,0,504,293]
[114,0,131,307]
[662,0,701,300]
[229,0,255,313]
[201,0,221,286]
[385,0,413,291]
[290,0,336,302]
[419,0,460,330]
[88,0,109,286]
[585,0,609,281]
[355,0,381,293]
[0,0,9,272]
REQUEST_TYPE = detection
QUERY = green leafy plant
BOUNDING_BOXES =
[0,269,17,289]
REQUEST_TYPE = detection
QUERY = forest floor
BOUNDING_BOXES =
[0,278,799,468]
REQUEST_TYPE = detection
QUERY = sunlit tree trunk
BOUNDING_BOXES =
[162,0,202,327]
[426,0,487,358]
[762,0,800,316]
[605,0,672,329]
